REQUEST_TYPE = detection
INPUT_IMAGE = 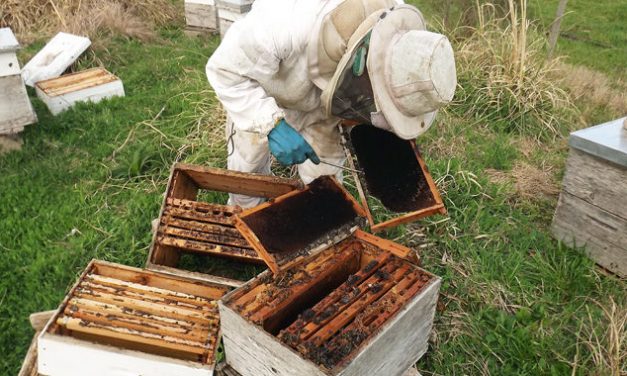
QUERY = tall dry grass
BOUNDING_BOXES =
[556,62,627,117]
[0,0,182,42]
[447,0,579,140]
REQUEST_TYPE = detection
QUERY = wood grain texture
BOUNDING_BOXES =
[185,0,219,30]
[337,279,440,376]
[0,74,37,134]
[552,191,627,276]
[561,149,627,219]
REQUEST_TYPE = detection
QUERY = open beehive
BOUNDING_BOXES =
[341,124,446,233]
[222,176,441,376]
[147,163,302,284]
[38,260,230,376]
[35,67,125,115]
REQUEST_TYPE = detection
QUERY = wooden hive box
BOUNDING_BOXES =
[221,176,441,376]
[0,27,37,135]
[35,67,124,115]
[147,163,302,285]
[185,0,219,34]
[340,124,446,233]
[38,260,231,376]
[216,0,252,39]
[552,117,627,277]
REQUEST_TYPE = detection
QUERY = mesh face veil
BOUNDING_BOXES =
[329,32,377,124]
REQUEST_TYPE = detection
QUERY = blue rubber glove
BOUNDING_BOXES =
[268,119,320,166]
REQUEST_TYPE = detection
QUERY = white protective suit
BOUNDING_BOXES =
[206,0,397,207]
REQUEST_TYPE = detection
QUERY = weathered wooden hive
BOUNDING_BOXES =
[185,0,220,34]
[216,0,253,39]
[0,28,37,135]
[552,117,627,277]
[147,163,301,284]
[341,124,446,233]
[35,67,125,115]
[38,260,231,376]
[220,176,441,376]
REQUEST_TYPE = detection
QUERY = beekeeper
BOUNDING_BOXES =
[206,0,457,207]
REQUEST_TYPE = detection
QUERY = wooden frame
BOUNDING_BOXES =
[340,125,446,233]
[234,176,368,274]
[147,163,302,284]
[38,260,232,376]
[219,232,440,376]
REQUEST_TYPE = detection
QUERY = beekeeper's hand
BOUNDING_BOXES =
[268,119,320,166]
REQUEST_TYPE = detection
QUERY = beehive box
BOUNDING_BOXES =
[341,124,446,233]
[552,117,627,277]
[217,0,252,39]
[38,260,230,376]
[35,67,124,115]
[147,163,302,285]
[221,176,441,376]
[185,0,219,34]
[0,28,37,135]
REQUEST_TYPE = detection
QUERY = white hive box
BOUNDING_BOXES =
[38,260,231,376]
[185,0,219,33]
[552,117,627,277]
[35,68,124,115]
[0,28,37,135]
[21,32,91,87]
[217,0,252,39]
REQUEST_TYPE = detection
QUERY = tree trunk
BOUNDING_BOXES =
[547,0,568,59]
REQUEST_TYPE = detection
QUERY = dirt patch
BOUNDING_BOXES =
[349,125,436,212]
[486,161,559,199]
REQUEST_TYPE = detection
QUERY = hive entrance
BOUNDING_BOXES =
[348,125,436,213]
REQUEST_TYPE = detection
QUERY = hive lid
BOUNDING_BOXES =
[569,117,627,168]
[234,176,368,274]
[341,124,446,233]
[21,32,91,87]
[0,28,20,52]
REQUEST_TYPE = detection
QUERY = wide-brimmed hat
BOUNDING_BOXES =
[322,5,457,139]
[307,0,397,90]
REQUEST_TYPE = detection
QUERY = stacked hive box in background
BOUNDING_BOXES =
[221,176,441,376]
[147,163,301,285]
[35,68,125,115]
[552,117,627,277]
[0,28,37,137]
[217,0,253,39]
[185,0,220,34]
[38,260,230,376]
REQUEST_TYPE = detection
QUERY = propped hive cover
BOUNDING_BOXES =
[235,176,368,273]
[22,32,91,86]
[341,124,446,232]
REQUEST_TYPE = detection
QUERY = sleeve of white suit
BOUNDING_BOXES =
[206,10,289,136]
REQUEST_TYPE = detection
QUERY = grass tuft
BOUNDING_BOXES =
[0,0,181,42]
[446,1,579,140]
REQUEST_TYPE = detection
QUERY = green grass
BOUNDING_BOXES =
[1,3,625,376]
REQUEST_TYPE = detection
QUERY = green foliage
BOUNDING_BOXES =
[1,3,625,376]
